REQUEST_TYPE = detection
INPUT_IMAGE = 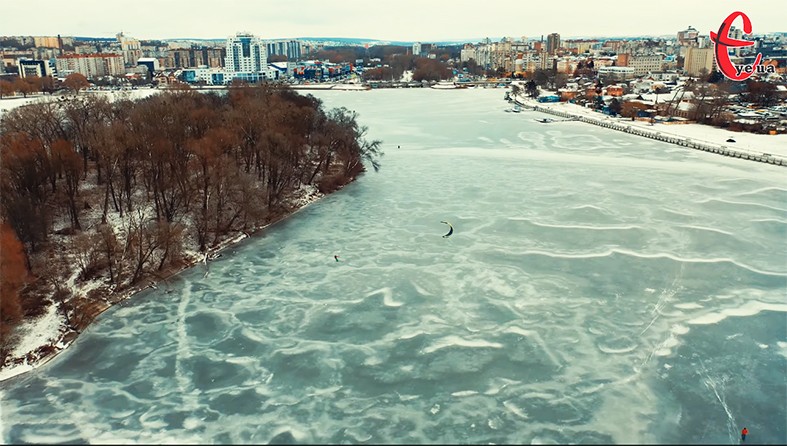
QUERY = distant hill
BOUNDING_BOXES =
[296,37,476,46]
[72,34,685,46]
[71,35,475,47]
[73,36,117,42]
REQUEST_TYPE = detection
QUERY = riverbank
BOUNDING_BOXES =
[510,95,787,166]
[0,184,326,382]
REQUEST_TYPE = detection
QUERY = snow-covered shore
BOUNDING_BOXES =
[0,88,161,114]
[511,95,787,163]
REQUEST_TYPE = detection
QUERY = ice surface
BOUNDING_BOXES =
[1,88,785,444]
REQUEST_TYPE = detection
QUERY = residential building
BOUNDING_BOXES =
[2,51,34,71]
[604,85,625,96]
[198,47,224,68]
[628,54,664,76]
[117,32,142,67]
[460,43,491,70]
[136,57,159,75]
[490,40,513,72]
[171,50,191,68]
[412,42,422,57]
[547,33,561,55]
[266,40,302,61]
[32,48,60,61]
[225,33,267,73]
[598,66,636,81]
[678,26,699,45]
[18,59,54,77]
[75,45,100,54]
[565,39,597,54]
[460,44,476,64]
[181,32,277,85]
[33,36,60,48]
[683,46,714,77]
[55,53,124,78]
[181,65,226,85]
[556,57,580,74]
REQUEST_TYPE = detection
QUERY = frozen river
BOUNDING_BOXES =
[2,87,786,444]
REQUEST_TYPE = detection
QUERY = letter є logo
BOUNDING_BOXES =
[710,11,763,81]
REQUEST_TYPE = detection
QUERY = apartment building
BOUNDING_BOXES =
[225,33,267,73]
[55,53,124,78]
[598,66,636,81]
[564,40,598,54]
[683,46,714,77]
[621,54,664,76]
[117,32,142,67]
[677,26,699,45]
[547,33,561,55]
[266,40,302,61]
[412,42,422,57]
[181,32,277,85]
[33,36,60,48]
[18,59,54,77]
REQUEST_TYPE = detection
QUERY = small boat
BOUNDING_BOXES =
[431,81,461,89]
[332,82,371,91]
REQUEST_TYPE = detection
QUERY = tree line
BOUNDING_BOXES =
[0,84,382,350]
[0,73,92,98]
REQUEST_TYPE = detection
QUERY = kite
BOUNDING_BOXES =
[441,221,454,238]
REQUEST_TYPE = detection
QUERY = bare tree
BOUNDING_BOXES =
[0,223,28,342]
[62,73,90,95]
[97,223,122,285]
[125,209,161,284]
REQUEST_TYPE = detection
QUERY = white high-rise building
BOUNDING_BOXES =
[220,32,279,84]
[225,33,267,73]
[412,42,422,57]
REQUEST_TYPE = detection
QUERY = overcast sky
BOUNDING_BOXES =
[5,0,784,42]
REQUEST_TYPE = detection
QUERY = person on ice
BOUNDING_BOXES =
[741,427,748,442]
[334,255,340,262]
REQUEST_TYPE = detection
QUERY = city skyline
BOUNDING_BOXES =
[5,0,785,43]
